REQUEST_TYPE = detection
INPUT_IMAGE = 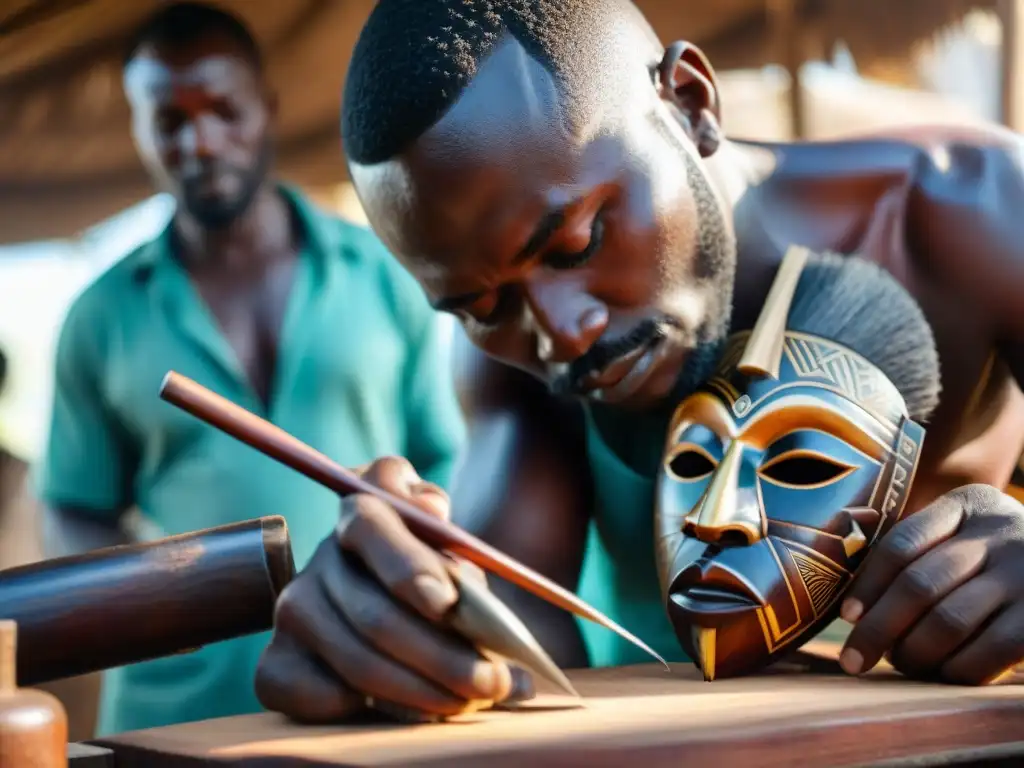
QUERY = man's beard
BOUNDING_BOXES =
[550,314,728,403]
[666,149,736,401]
[182,139,273,230]
[551,148,736,404]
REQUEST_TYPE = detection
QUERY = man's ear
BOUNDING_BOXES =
[657,41,723,158]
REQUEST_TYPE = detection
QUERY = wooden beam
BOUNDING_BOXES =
[768,0,806,139]
[1000,0,1024,130]
[68,743,114,767]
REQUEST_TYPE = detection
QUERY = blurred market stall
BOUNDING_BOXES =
[0,0,1009,245]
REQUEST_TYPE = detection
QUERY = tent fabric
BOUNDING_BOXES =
[0,0,996,244]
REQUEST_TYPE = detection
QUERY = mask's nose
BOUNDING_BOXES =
[683,441,764,546]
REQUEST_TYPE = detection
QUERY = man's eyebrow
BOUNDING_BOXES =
[513,206,566,265]
[429,206,569,312]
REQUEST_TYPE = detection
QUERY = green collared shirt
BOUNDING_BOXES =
[37,187,466,735]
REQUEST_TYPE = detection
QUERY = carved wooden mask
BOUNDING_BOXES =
[655,247,926,680]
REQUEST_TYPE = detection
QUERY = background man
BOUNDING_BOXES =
[37,1,464,735]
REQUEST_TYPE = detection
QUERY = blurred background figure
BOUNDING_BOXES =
[0,0,1021,741]
[0,344,24,568]
[22,1,465,738]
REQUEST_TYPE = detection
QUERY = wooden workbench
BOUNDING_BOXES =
[88,648,1024,768]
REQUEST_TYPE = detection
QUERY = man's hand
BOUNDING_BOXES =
[839,484,1024,684]
[254,456,533,722]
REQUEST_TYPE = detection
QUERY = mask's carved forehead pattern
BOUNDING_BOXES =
[702,331,908,432]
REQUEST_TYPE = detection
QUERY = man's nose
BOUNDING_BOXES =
[524,277,608,363]
[179,116,224,160]
[683,442,764,546]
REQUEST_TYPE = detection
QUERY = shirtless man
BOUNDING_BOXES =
[253,0,1024,721]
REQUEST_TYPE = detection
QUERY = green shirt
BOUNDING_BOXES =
[576,404,687,666]
[37,187,466,735]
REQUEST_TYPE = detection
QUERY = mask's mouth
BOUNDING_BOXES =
[670,557,766,615]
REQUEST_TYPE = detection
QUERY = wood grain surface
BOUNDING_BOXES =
[92,645,1024,768]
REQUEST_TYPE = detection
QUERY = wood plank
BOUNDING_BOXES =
[92,661,1024,767]
[68,742,114,767]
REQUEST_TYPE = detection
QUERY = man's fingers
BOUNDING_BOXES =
[410,481,451,518]
[255,635,362,723]
[360,455,420,494]
[841,494,965,623]
[941,603,1024,685]
[840,535,984,676]
[445,555,488,587]
[890,572,1007,677]
[360,456,450,520]
[337,494,459,621]
[506,666,536,702]
[276,569,469,716]
[322,556,513,703]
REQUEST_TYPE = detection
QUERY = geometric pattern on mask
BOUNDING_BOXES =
[708,331,906,432]
[783,334,902,424]
[787,547,846,618]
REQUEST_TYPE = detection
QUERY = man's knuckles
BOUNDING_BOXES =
[273,581,312,635]
[337,494,401,546]
[894,561,946,604]
[954,484,1006,518]
[362,455,420,494]
[345,594,394,645]
[255,639,354,720]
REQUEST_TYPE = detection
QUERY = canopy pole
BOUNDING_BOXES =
[768,0,806,139]
[1000,0,1023,130]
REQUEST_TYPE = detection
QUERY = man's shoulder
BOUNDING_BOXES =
[319,211,406,275]
[61,241,156,334]
[316,211,434,330]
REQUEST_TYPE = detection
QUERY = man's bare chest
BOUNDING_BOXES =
[191,258,298,402]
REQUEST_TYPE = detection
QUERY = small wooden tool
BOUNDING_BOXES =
[0,621,67,768]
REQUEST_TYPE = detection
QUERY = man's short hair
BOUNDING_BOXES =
[123,2,263,72]
[342,0,652,165]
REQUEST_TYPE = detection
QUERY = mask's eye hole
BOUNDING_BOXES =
[758,451,855,488]
[666,444,717,481]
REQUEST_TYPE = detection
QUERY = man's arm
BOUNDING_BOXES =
[36,295,137,557]
[449,333,593,667]
[906,133,1024,386]
[400,314,467,490]
[835,133,1024,684]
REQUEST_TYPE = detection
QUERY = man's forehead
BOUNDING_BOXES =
[123,36,256,102]
[125,56,240,91]
[351,148,549,285]
[349,38,586,269]
[349,34,649,278]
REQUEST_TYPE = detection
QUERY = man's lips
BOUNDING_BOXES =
[579,342,652,392]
